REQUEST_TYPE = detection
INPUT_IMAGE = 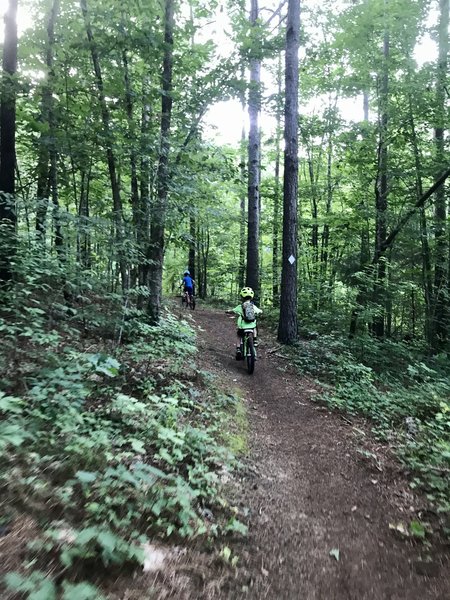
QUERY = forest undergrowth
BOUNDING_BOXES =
[0,251,245,600]
[282,314,450,538]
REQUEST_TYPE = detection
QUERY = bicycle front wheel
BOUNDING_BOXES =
[246,335,255,374]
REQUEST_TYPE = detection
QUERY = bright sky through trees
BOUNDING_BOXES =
[204,1,440,146]
[0,0,440,148]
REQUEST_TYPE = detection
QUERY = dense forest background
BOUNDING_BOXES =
[0,0,448,346]
[0,0,449,597]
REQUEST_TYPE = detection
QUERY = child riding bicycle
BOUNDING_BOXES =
[226,287,262,360]
[180,270,195,305]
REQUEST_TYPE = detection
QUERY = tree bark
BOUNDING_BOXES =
[239,67,246,290]
[35,0,59,242]
[122,42,140,246]
[432,0,449,349]
[78,168,91,269]
[349,91,371,337]
[80,0,128,292]
[246,0,261,300]
[372,28,389,338]
[138,72,151,291]
[278,0,300,344]
[407,89,433,343]
[147,0,174,322]
[272,51,282,307]
[0,0,18,285]
[188,213,196,279]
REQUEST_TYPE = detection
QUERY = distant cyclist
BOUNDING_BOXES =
[181,270,195,304]
[226,286,262,359]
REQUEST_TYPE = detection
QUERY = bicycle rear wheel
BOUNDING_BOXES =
[246,335,255,374]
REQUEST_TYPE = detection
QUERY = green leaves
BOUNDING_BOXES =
[5,570,106,599]
[86,353,121,377]
[76,471,98,484]
[409,520,426,539]
[4,572,56,600]
[62,582,106,600]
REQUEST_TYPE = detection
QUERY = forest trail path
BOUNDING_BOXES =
[190,306,449,600]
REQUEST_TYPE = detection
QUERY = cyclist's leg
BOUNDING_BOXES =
[249,328,257,357]
[185,287,193,306]
[236,329,243,359]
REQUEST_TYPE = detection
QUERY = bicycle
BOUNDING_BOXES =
[181,289,195,310]
[238,329,256,374]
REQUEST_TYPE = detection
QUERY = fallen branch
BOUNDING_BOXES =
[267,345,282,354]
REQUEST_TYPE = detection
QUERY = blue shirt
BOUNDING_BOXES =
[183,275,194,288]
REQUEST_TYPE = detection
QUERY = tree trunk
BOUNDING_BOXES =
[138,73,151,291]
[278,0,300,344]
[147,0,174,322]
[0,0,18,285]
[272,62,282,307]
[78,168,91,269]
[407,90,433,343]
[122,43,140,246]
[246,0,261,300]
[319,126,333,307]
[188,213,196,279]
[35,0,59,243]
[349,91,371,337]
[238,69,246,290]
[80,0,128,292]
[372,28,389,338]
[432,0,449,349]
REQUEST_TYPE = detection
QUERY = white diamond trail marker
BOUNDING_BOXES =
[288,255,296,265]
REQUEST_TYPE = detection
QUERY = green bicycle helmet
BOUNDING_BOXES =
[240,286,254,299]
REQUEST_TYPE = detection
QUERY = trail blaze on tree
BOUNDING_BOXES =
[278,0,300,344]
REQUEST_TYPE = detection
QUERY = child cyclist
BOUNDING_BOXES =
[180,270,195,303]
[226,287,262,360]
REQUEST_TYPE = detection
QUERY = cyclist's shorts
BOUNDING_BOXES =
[237,328,256,337]
[184,286,193,295]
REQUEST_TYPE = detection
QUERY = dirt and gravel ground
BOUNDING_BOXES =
[2,305,448,600]
[185,306,450,600]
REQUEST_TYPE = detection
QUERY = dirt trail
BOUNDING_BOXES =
[191,307,449,600]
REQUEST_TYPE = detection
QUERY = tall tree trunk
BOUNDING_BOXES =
[349,89,372,337]
[80,0,128,292]
[147,0,174,322]
[200,225,209,298]
[50,147,63,258]
[272,53,282,307]
[407,90,433,343]
[188,213,196,279]
[196,222,203,297]
[319,124,333,307]
[0,0,18,285]
[78,168,91,269]
[139,72,151,291]
[246,0,261,300]
[122,43,140,244]
[372,27,389,338]
[35,0,59,242]
[278,0,300,344]
[432,0,449,349]
[238,71,246,290]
